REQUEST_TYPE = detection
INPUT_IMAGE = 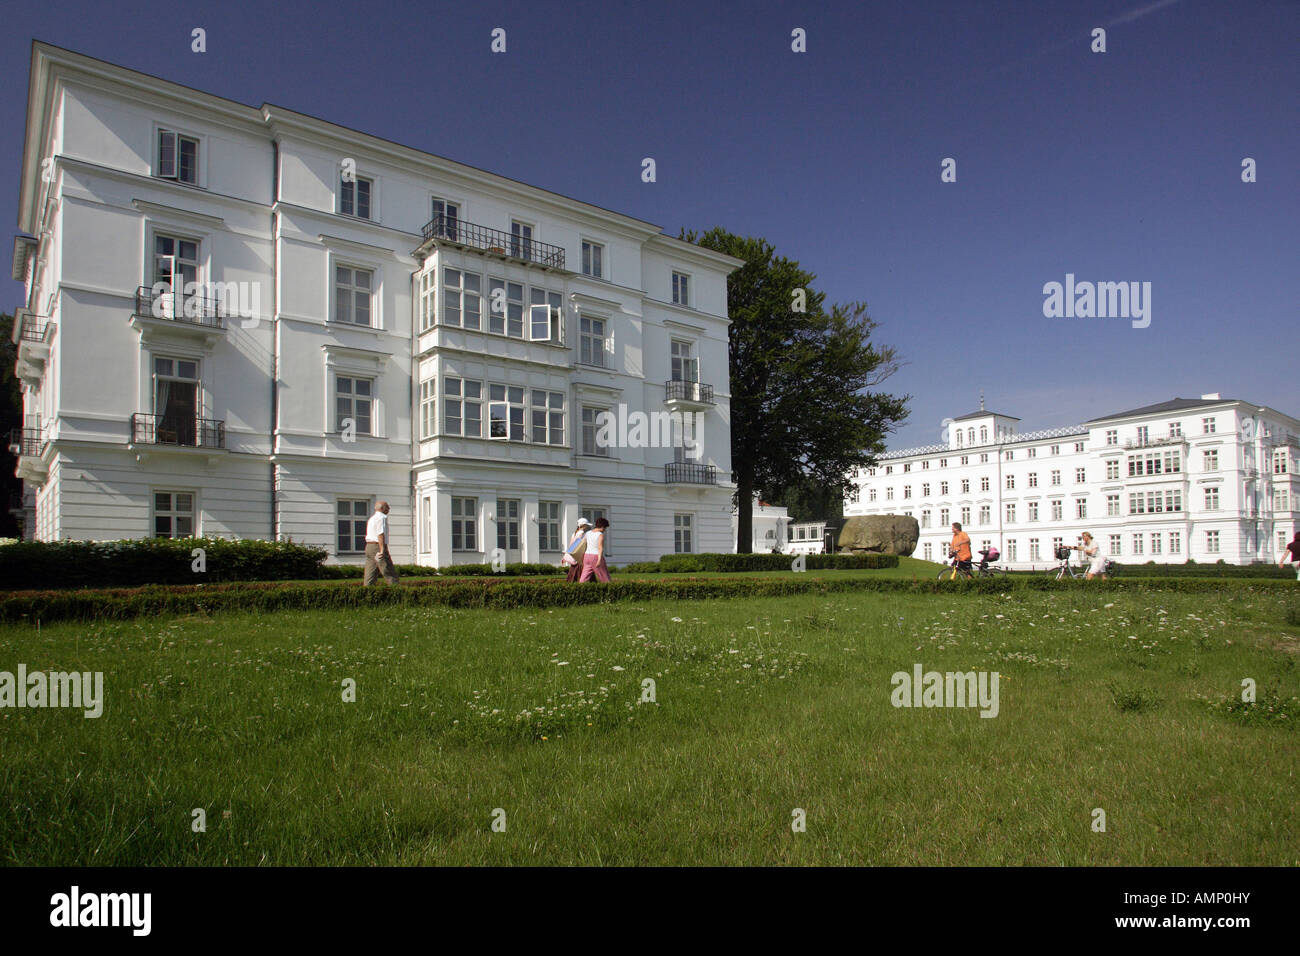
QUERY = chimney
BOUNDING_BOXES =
[1200,392,1221,400]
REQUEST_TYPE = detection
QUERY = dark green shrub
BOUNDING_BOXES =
[655,552,898,573]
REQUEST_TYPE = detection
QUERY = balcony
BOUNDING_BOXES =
[420,214,566,270]
[1124,435,1185,450]
[13,312,52,385]
[665,461,716,485]
[664,379,715,410]
[134,286,227,328]
[7,426,47,483]
[130,413,226,450]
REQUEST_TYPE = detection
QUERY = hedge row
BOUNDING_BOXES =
[1,573,1293,625]
[1110,561,1294,578]
[319,562,565,579]
[652,552,899,573]
[0,538,326,589]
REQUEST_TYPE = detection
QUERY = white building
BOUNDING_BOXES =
[786,521,830,555]
[733,500,790,553]
[845,395,1300,568]
[8,43,743,565]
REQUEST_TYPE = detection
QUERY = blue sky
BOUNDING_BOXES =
[2,0,1296,448]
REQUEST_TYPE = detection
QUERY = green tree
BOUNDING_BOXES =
[681,229,908,552]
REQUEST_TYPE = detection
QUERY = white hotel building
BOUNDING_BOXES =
[8,44,742,565]
[845,395,1300,568]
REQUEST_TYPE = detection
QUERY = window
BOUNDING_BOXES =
[496,499,520,550]
[154,491,195,538]
[1050,470,1061,486]
[940,481,949,495]
[1075,499,1087,519]
[1028,472,1038,488]
[1204,487,1220,510]
[419,379,436,439]
[1136,426,1149,444]
[336,499,369,553]
[1029,539,1040,561]
[1169,532,1181,554]
[530,390,565,446]
[1052,536,1064,555]
[960,456,969,466]
[921,510,931,528]
[443,378,483,437]
[1275,489,1290,512]
[674,514,694,553]
[1027,501,1039,521]
[1131,534,1144,556]
[1005,475,1015,490]
[1109,534,1122,555]
[1106,494,1120,516]
[1274,450,1289,474]
[939,458,948,467]
[921,483,931,497]
[967,428,975,445]
[156,130,199,185]
[980,426,988,443]
[421,496,432,553]
[903,463,912,473]
[1050,500,1063,521]
[1006,503,1016,523]
[885,466,893,475]
[581,240,604,278]
[1027,447,1036,458]
[961,479,970,493]
[923,543,933,561]
[1168,422,1182,438]
[1105,429,1117,446]
[488,384,526,441]
[1075,468,1086,483]
[580,316,608,367]
[886,488,894,501]
[431,198,459,237]
[1004,450,1013,461]
[1050,445,1059,455]
[980,477,990,492]
[903,486,912,499]
[868,489,877,502]
[922,460,930,470]
[153,356,200,445]
[152,234,200,316]
[335,266,373,326]
[582,407,610,456]
[529,287,563,342]
[1202,417,1216,434]
[670,340,698,382]
[510,221,533,260]
[1106,460,1119,480]
[980,453,989,464]
[1206,530,1220,554]
[1150,533,1162,555]
[418,269,436,332]
[339,175,372,219]
[452,497,478,551]
[1074,443,1084,453]
[486,279,525,337]
[960,506,971,525]
[335,376,373,435]
[441,268,481,330]
[672,271,690,306]
[940,508,950,526]
[1006,540,1017,561]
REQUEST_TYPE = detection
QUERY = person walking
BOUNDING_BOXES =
[562,517,590,582]
[1072,531,1108,580]
[363,500,400,586]
[578,517,612,582]
[1280,531,1300,580]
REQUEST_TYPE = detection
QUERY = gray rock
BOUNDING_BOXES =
[838,514,920,556]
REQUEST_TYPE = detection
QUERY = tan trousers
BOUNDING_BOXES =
[363,542,400,585]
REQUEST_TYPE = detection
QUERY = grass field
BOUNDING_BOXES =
[1,575,1297,865]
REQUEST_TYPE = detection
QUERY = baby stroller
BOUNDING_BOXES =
[977,545,1000,573]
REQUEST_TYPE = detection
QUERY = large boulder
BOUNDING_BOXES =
[838,515,919,556]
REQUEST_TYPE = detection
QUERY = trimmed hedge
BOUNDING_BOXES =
[1,573,1292,625]
[320,562,564,579]
[0,538,326,590]
[1110,561,1294,579]
[655,552,899,573]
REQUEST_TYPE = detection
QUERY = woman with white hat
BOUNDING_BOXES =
[561,517,590,582]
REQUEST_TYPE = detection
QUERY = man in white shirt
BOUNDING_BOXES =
[363,500,400,586]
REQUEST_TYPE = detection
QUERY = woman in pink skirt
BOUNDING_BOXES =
[578,517,612,582]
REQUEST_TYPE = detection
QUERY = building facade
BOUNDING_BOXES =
[8,44,742,565]
[845,395,1300,568]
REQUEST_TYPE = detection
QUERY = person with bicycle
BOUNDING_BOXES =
[1071,531,1108,580]
[949,522,973,574]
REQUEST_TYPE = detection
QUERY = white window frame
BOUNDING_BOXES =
[153,489,197,539]
[155,127,202,186]
[581,239,605,279]
[335,374,374,435]
[671,271,691,306]
[334,264,375,327]
[339,173,375,220]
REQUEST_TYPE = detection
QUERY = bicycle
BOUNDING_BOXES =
[937,549,1007,581]
[1047,544,1117,581]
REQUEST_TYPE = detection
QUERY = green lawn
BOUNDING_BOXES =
[1,581,1296,865]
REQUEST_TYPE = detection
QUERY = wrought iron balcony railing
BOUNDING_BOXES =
[131,413,226,449]
[18,317,47,342]
[6,428,42,458]
[135,286,226,328]
[665,461,716,485]
[1124,435,1185,450]
[421,214,566,270]
[665,379,714,404]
